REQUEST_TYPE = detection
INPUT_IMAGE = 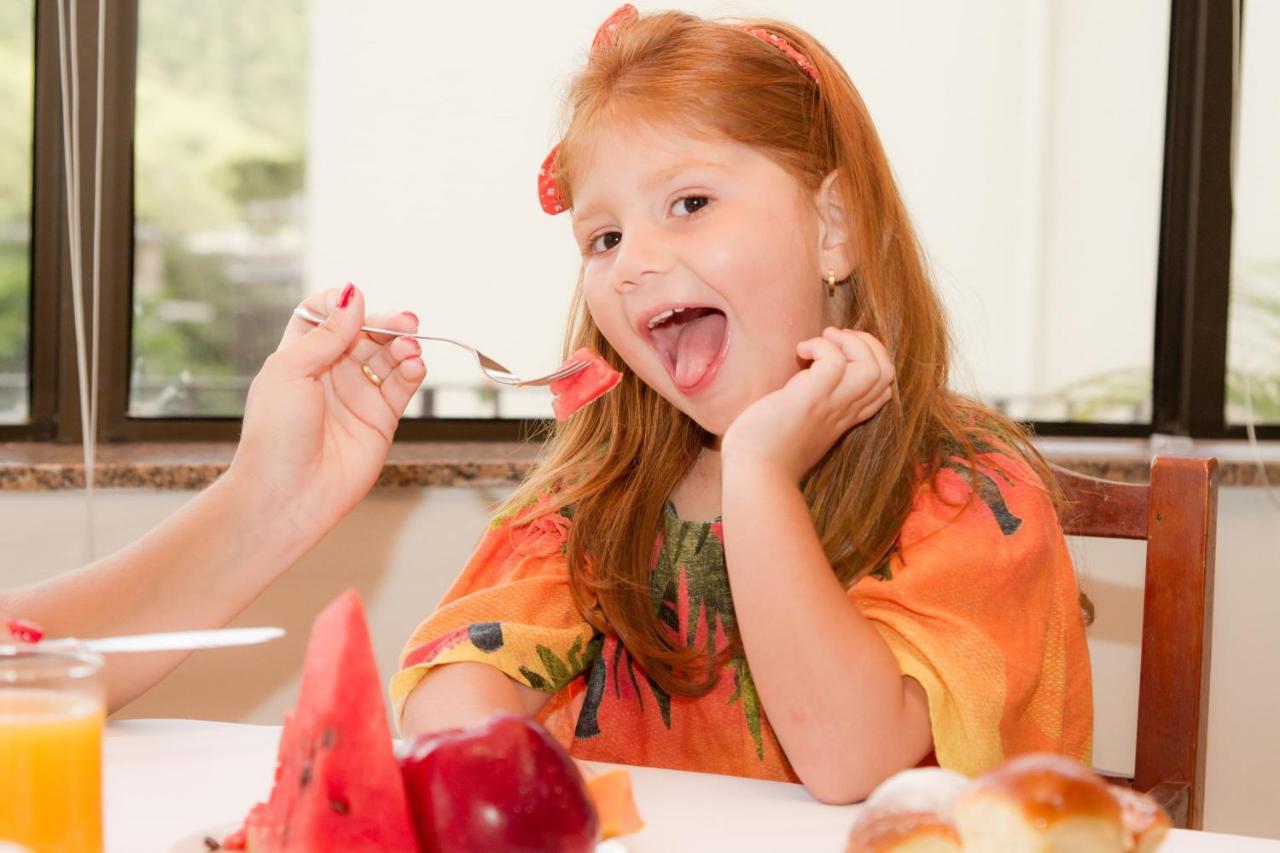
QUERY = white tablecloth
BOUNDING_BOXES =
[103,719,1279,852]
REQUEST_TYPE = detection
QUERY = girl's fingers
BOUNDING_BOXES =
[854,385,894,424]
[361,335,422,393]
[828,328,894,394]
[796,335,846,389]
[380,356,428,417]
[830,329,895,403]
[819,328,881,407]
[853,331,896,389]
[798,331,850,361]
[832,358,881,411]
[823,326,875,365]
[799,329,895,422]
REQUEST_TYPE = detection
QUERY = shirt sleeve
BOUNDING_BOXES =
[390,505,602,726]
[849,451,1093,775]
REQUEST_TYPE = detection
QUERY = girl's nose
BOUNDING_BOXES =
[611,225,673,292]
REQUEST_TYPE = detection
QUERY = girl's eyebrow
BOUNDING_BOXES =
[575,161,727,223]
[641,160,726,192]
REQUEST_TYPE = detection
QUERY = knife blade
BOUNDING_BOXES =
[8,626,286,655]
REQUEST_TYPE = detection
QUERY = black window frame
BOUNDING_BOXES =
[1,0,1269,445]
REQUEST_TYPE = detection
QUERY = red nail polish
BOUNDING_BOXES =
[399,336,422,355]
[338,283,356,309]
[7,619,44,643]
[401,311,419,325]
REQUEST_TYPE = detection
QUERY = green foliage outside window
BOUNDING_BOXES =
[1056,263,1280,424]
[131,0,307,416]
[0,3,32,420]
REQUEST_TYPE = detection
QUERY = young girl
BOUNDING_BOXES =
[391,6,1091,804]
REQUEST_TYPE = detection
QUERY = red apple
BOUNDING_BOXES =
[398,713,600,853]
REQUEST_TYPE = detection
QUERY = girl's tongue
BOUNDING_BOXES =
[650,308,728,389]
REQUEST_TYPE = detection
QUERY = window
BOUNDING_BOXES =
[125,1,1176,426]
[0,3,33,424]
[130,0,309,417]
[847,1,1169,424]
[5,0,1260,442]
[1226,2,1280,426]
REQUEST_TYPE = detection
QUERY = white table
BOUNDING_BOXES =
[104,719,1279,852]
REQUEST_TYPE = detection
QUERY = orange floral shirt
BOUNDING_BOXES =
[391,450,1093,781]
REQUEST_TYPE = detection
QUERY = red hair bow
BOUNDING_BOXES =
[538,5,638,215]
[537,5,819,216]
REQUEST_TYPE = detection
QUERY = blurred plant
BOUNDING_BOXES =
[1047,261,1280,424]
[0,5,32,419]
[1226,261,1280,423]
[0,243,26,372]
[129,0,307,416]
[1043,366,1152,423]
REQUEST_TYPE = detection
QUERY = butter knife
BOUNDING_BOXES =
[1,626,285,655]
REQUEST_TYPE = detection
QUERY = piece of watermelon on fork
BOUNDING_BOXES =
[551,348,623,421]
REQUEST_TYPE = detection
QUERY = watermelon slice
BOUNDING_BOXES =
[237,589,418,852]
[551,348,622,421]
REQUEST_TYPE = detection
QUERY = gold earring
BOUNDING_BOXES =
[825,268,837,297]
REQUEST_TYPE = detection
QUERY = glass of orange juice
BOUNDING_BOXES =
[0,646,105,853]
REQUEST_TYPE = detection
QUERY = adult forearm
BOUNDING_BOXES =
[3,471,319,712]
[721,461,931,803]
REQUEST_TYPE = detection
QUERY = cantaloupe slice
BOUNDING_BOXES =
[586,769,644,839]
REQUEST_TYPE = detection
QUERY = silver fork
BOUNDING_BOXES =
[292,306,587,387]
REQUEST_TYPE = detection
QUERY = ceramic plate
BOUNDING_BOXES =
[170,825,628,852]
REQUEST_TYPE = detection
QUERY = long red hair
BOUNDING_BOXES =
[500,11,1056,697]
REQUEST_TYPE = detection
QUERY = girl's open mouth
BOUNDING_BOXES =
[644,306,730,393]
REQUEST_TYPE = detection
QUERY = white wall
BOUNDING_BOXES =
[2,481,1277,838]
[1,485,503,727]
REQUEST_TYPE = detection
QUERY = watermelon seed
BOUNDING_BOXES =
[322,727,336,748]
[329,798,350,815]
[202,837,220,850]
[300,762,313,787]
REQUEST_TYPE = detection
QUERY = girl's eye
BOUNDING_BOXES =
[590,231,622,254]
[671,195,710,217]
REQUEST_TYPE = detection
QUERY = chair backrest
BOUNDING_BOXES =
[1052,456,1218,830]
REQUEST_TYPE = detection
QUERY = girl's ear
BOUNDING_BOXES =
[815,170,856,278]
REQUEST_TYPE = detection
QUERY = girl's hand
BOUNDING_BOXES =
[225,284,427,546]
[721,328,894,483]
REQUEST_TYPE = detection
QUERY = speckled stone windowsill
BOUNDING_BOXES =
[0,442,540,492]
[0,438,1277,492]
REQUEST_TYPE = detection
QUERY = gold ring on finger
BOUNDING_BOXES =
[361,362,384,388]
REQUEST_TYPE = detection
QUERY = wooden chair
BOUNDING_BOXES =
[1052,456,1218,830]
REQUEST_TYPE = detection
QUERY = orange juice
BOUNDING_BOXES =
[0,686,104,853]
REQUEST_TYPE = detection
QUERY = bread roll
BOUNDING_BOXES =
[846,768,969,852]
[953,753,1125,852]
[1110,786,1171,853]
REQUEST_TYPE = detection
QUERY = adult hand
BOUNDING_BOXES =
[721,327,894,483]
[226,283,427,545]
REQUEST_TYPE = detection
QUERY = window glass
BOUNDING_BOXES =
[0,3,34,424]
[131,1,1171,424]
[131,0,309,416]
[1226,2,1280,426]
